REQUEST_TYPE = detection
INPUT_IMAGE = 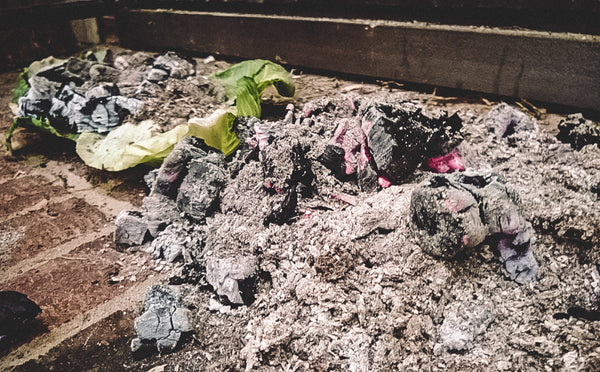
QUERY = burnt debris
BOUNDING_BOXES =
[0,291,41,350]
[316,98,464,187]
[131,285,192,355]
[557,113,600,150]
[411,170,539,284]
[483,103,537,139]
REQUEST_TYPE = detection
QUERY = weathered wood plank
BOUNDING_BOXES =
[118,10,600,110]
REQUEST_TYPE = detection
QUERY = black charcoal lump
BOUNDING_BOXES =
[0,291,41,350]
[131,285,192,354]
[557,113,600,150]
[411,171,539,284]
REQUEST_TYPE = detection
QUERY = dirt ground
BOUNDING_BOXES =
[1,47,599,371]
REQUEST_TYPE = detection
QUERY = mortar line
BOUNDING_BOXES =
[0,226,114,284]
[0,273,165,370]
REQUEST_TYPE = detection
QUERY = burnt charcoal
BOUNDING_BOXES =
[261,138,315,196]
[88,64,120,83]
[290,143,316,197]
[425,148,466,174]
[0,291,41,338]
[411,177,487,258]
[19,67,141,134]
[264,188,298,226]
[115,210,148,246]
[131,285,192,354]
[357,158,380,192]
[484,103,537,139]
[149,223,205,264]
[319,145,350,181]
[153,137,210,198]
[147,68,169,82]
[363,103,463,183]
[411,170,539,284]
[169,263,207,286]
[567,306,600,321]
[149,52,195,81]
[205,256,258,305]
[143,194,182,238]
[176,154,227,222]
[557,113,600,150]
[18,98,51,119]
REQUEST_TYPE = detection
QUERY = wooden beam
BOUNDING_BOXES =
[117,10,600,110]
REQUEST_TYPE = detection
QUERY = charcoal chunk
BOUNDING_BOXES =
[557,113,600,150]
[483,103,536,139]
[176,154,227,222]
[131,285,192,354]
[363,103,463,183]
[115,210,148,245]
[153,137,210,198]
[206,256,258,305]
[411,171,539,283]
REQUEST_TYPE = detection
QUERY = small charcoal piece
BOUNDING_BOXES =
[153,137,210,198]
[557,113,600,150]
[264,188,298,226]
[0,291,41,350]
[205,256,258,305]
[131,285,192,354]
[483,103,536,139]
[411,170,539,284]
[147,52,195,82]
[114,210,148,245]
[19,81,141,134]
[176,153,227,222]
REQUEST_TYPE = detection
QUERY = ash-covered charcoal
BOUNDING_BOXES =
[143,194,182,238]
[115,210,148,246]
[88,64,120,83]
[149,223,205,264]
[483,103,537,139]
[205,256,258,305]
[153,137,210,198]
[363,103,463,183]
[264,188,298,226]
[260,137,315,196]
[131,285,192,354]
[0,291,41,350]
[319,145,349,181]
[147,52,195,82]
[411,171,539,284]
[557,113,600,150]
[176,153,227,222]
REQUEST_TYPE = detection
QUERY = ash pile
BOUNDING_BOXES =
[117,96,600,370]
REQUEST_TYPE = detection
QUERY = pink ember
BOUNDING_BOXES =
[426,148,465,173]
[378,176,392,188]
